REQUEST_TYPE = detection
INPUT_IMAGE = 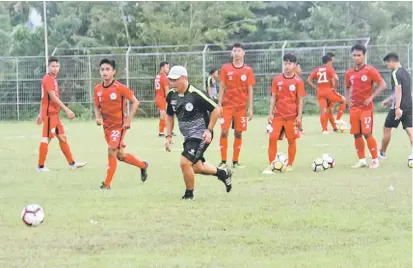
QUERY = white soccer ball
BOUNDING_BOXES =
[21,204,44,227]
[408,155,413,168]
[337,121,347,133]
[271,160,287,173]
[275,152,288,164]
[312,157,329,172]
[321,153,335,168]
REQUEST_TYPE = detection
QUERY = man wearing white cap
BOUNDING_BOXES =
[164,66,232,200]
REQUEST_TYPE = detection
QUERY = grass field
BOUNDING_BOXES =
[0,114,411,268]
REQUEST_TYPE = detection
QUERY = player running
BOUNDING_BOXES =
[307,55,346,133]
[379,52,412,158]
[263,53,306,174]
[154,61,170,137]
[345,44,386,168]
[94,58,149,189]
[164,66,232,200]
[218,43,256,169]
[36,57,86,172]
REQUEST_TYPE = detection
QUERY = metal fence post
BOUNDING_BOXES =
[202,44,208,91]
[364,38,371,64]
[407,44,410,71]
[16,57,20,121]
[281,41,287,72]
[88,55,93,120]
[125,46,131,115]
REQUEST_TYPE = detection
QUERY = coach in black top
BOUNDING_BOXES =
[165,66,232,200]
[379,52,412,158]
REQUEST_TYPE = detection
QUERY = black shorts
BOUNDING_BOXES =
[384,108,412,129]
[182,138,210,164]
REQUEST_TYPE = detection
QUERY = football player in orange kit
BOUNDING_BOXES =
[154,61,170,136]
[307,55,346,133]
[94,58,149,189]
[263,53,306,174]
[37,57,86,172]
[218,43,256,169]
[345,44,386,168]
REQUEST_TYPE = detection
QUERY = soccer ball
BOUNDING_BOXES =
[21,204,44,227]
[271,160,287,173]
[311,158,329,172]
[321,153,335,168]
[408,155,413,168]
[275,152,288,164]
[336,122,347,133]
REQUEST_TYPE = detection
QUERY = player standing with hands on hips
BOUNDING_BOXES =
[165,66,232,200]
[379,53,412,158]
[218,43,256,169]
[345,44,386,168]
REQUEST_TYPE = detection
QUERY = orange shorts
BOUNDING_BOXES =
[270,118,297,140]
[318,91,343,110]
[155,97,166,111]
[349,107,374,135]
[220,107,247,132]
[42,115,65,138]
[104,127,126,148]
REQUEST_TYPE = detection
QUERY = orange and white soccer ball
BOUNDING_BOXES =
[21,204,44,227]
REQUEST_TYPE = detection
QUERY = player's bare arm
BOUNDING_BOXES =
[164,85,169,99]
[36,103,43,125]
[381,95,393,108]
[203,106,221,144]
[394,83,403,118]
[48,91,75,119]
[306,76,317,90]
[94,104,103,126]
[123,95,139,129]
[247,85,253,120]
[165,114,174,152]
[296,95,303,126]
[268,93,276,123]
[364,79,387,105]
[218,83,226,107]
[345,86,352,107]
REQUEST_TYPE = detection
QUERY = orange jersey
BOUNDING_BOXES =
[41,73,60,117]
[220,63,256,110]
[308,65,337,96]
[94,80,135,129]
[345,64,383,110]
[271,74,306,120]
[154,73,169,99]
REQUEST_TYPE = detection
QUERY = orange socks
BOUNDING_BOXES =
[336,103,345,120]
[159,119,165,134]
[287,139,296,166]
[220,137,228,162]
[59,141,74,164]
[354,136,366,159]
[38,142,48,167]
[366,136,378,159]
[268,135,278,164]
[104,156,117,187]
[320,112,328,131]
[232,138,242,162]
[123,153,146,169]
[328,112,337,130]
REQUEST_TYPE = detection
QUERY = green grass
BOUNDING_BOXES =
[0,114,411,268]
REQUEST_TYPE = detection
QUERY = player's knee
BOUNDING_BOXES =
[287,138,296,147]
[234,131,242,139]
[108,147,118,157]
[117,154,125,161]
[57,134,67,143]
[180,156,192,169]
[363,134,371,139]
[192,161,203,173]
[220,130,229,138]
[383,128,392,136]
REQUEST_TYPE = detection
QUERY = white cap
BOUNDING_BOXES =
[167,66,188,79]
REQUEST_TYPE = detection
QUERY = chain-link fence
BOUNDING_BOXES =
[0,41,411,121]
